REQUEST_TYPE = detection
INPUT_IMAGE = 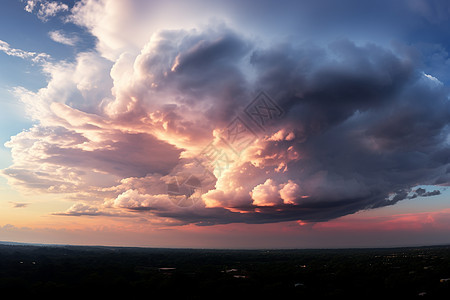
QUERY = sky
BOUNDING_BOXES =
[1,0,450,248]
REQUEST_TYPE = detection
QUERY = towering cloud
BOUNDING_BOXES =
[2,0,450,226]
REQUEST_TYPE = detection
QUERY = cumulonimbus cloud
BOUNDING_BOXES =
[2,0,450,226]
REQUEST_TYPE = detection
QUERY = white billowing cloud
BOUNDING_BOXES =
[201,129,302,209]
[68,0,231,61]
[114,189,164,210]
[3,47,181,199]
[24,0,69,22]
[48,30,79,46]
[5,25,250,223]
[280,180,302,205]
[12,51,112,121]
[251,179,282,206]
[102,25,251,153]
[61,203,100,216]
[3,124,111,194]
[69,0,148,60]
[249,179,303,206]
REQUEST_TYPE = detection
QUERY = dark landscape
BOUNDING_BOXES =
[1,243,450,298]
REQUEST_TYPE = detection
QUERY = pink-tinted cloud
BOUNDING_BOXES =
[2,0,450,229]
[251,179,282,206]
[314,209,450,232]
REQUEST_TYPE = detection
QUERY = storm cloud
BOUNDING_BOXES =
[2,0,450,226]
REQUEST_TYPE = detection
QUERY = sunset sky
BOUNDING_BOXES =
[1,0,450,248]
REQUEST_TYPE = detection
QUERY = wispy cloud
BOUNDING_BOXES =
[0,39,50,63]
[48,30,79,46]
[9,202,30,208]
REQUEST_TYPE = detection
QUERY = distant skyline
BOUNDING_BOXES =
[1,0,450,248]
